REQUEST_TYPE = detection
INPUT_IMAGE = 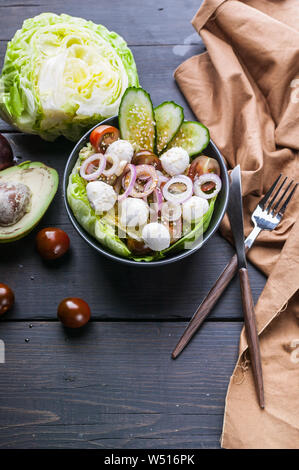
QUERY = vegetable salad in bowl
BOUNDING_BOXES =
[66,87,227,263]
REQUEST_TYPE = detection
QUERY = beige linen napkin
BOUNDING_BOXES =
[174,0,299,448]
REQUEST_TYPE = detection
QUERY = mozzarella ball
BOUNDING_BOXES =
[160,147,189,176]
[119,198,149,227]
[182,196,209,223]
[142,222,171,251]
[86,181,117,214]
[106,139,134,175]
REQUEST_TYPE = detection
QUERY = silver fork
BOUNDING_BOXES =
[172,174,298,359]
[245,175,298,249]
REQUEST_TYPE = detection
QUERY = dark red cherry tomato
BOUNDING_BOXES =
[132,150,163,171]
[90,125,120,153]
[0,283,14,316]
[57,298,91,328]
[127,237,152,255]
[188,155,220,191]
[36,228,70,260]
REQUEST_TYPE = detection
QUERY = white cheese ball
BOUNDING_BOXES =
[160,146,190,176]
[142,222,171,251]
[86,181,117,214]
[119,197,149,227]
[106,139,134,175]
[182,196,209,223]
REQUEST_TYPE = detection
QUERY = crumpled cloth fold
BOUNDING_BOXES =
[174,0,299,448]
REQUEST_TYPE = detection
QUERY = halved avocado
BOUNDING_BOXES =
[0,161,58,242]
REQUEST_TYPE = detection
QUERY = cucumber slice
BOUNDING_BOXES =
[119,87,156,152]
[154,101,184,154]
[166,121,210,157]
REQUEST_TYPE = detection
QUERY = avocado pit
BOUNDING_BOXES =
[0,182,31,226]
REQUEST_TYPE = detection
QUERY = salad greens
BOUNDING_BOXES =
[67,158,131,258]
[0,13,139,141]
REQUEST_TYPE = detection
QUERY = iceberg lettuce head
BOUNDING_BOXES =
[0,13,139,141]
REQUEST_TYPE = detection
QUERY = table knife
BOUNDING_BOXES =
[227,165,265,409]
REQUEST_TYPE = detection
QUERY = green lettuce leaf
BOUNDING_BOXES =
[160,197,216,257]
[67,159,131,258]
[0,13,139,141]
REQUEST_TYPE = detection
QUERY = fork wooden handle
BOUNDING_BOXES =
[172,253,239,359]
[239,267,265,409]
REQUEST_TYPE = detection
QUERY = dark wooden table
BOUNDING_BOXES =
[0,0,266,449]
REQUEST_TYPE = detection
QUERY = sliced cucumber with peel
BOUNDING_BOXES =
[119,87,156,152]
[166,121,210,157]
[154,101,184,154]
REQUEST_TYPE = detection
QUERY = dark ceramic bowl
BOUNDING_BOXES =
[63,116,229,266]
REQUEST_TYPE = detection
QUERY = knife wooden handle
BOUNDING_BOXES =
[239,267,265,409]
[171,253,239,359]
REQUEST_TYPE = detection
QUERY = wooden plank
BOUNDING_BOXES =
[0,321,241,448]
[0,0,203,45]
[0,426,221,449]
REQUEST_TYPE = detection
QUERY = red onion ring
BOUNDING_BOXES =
[146,187,163,221]
[156,170,169,186]
[131,165,158,198]
[123,176,145,194]
[153,187,163,212]
[141,180,153,203]
[193,173,222,199]
[80,153,106,181]
[143,178,154,193]
[162,175,193,204]
[103,154,120,177]
[138,174,151,181]
[118,164,137,201]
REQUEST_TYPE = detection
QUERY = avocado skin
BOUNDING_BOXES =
[0,161,59,243]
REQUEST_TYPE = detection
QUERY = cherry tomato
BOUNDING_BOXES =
[0,283,14,316]
[127,237,152,255]
[57,298,91,328]
[36,228,70,260]
[132,150,163,171]
[188,155,220,191]
[90,125,120,153]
